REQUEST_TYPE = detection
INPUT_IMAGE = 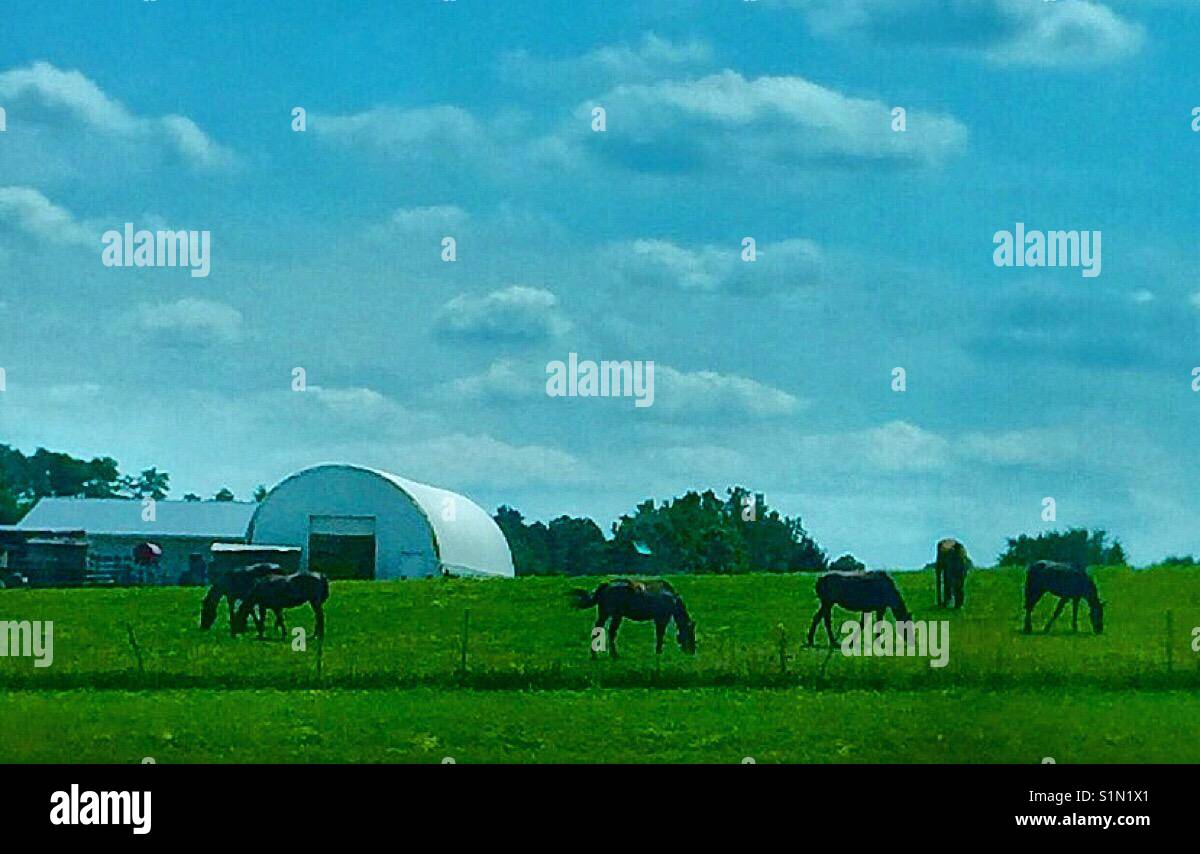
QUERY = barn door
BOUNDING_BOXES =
[307,515,376,580]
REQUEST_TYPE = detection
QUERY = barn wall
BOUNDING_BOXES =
[87,535,237,585]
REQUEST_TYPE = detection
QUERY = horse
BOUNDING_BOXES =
[935,538,970,609]
[569,579,696,658]
[1023,560,1103,634]
[233,571,330,640]
[806,570,913,647]
[199,563,282,635]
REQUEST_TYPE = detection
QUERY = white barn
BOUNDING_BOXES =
[247,464,514,579]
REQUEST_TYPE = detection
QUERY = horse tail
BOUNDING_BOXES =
[568,586,601,609]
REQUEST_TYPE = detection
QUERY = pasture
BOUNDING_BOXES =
[2,565,1199,762]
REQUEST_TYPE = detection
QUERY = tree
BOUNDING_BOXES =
[183,493,201,502]
[253,484,268,502]
[494,506,552,576]
[997,528,1127,568]
[123,467,170,500]
[213,488,235,502]
[829,554,866,573]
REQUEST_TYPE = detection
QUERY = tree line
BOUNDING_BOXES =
[0,444,262,524]
[494,487,829,576]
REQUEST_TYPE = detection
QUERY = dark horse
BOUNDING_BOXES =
[233,571,330,640]
[806,571,913,647]
[569,579,696,658]
[1023,560,1103,634]
[199,563,282,635]
[935,538,970,609]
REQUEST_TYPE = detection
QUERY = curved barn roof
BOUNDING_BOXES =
[250,464,514,578]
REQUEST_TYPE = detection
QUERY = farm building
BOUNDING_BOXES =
[248,464,514,579]
[15,498,257,584]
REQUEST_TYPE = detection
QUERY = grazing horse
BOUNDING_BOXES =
[806,571,913,647]
[199,563,282,635]
[935,538,970,609]
[233,571,330,640]
[1023,560,1103,635]
[569,579,696,658]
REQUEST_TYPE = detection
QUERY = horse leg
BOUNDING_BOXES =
[936,566,944,607]
[312,601,325,639]
[953,573,964,609]
[1044,597,1067,633]
[806,606,823,647]
[1023,588,1044,634]
[655,618,667,655]
[275,608,286,640]
[1071,599,1079,632]
[609,616,622,659]
[823,606,836,647]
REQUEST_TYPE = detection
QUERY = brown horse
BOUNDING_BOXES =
[569,579,696,658]
[935,538,970,608]
[199,562,282,635]
[1023,560,1103,634]
[806,570,913,647]
[233,571,330,640]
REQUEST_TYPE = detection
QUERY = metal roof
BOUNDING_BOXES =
[17,498,256,539]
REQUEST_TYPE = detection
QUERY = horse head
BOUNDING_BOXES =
[677,618,697,655]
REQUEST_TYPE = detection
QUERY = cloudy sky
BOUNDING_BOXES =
[0,0,1197,567]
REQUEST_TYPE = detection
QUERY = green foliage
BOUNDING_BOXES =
[498,486,826,576]
[0,444,175,521]
[829,554,866,573]
[997,527,1127,568]
[212,487,235,502]
[124,467,170,500]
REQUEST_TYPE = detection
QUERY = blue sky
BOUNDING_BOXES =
[0,0,1198,567]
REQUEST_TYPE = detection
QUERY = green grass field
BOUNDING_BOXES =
[2,566,1199,762]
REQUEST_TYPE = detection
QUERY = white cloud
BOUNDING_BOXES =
[789,0,1144,67]
[500,34,713,90]
[386,205,469,233]
[575,70,966,174]
[0,62,238,170]
[129,298,244,346]
[0,186,92,245]
[656,367,804,418]
[435,285,572,343]
[313,105,487,157]
[440,359,540,403]
[609,237,823,293]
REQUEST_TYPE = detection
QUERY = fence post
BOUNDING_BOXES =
[125,623,144,676]
[459,609,471,679]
